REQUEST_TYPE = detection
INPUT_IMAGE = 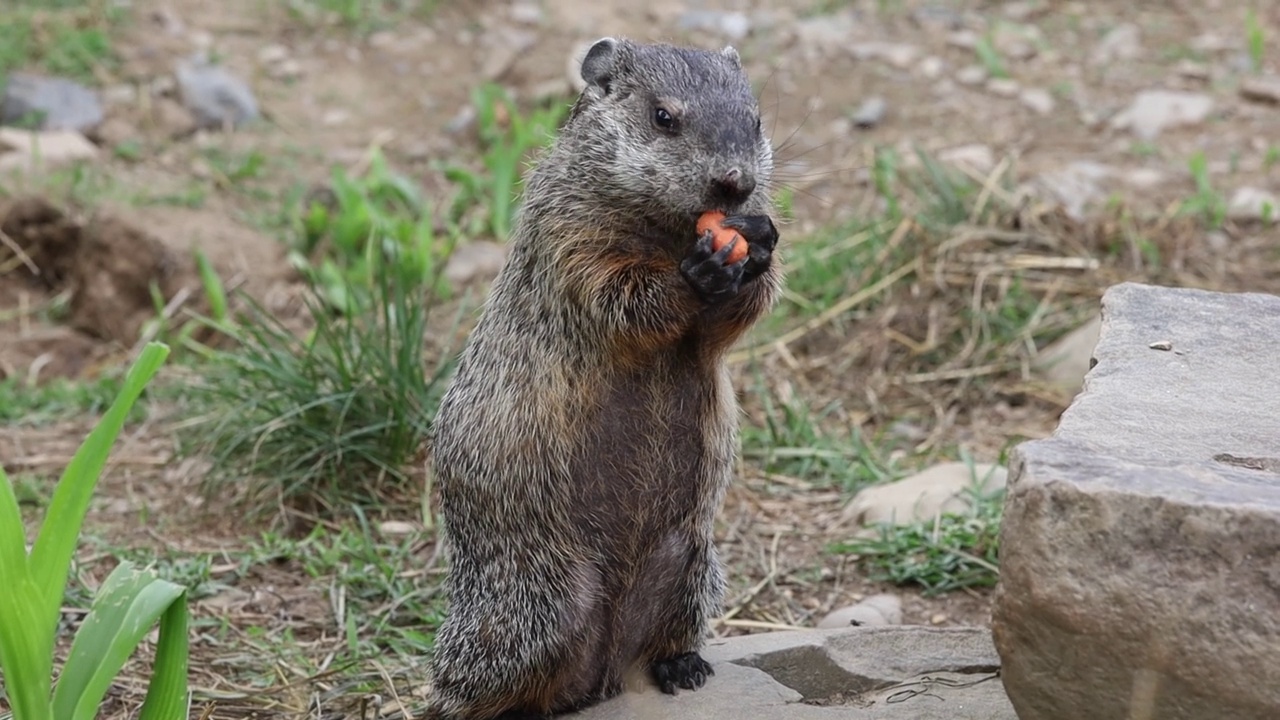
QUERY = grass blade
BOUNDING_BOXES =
[0,476,54,720]
[28,342,169,634]
[51,561,187,720]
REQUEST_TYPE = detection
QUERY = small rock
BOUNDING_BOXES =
[791,14,859,58]
[1226,187,1279,224]
[1239,76,1280,105]
[1110,90,1214,140]
[939,143,995,174]
[92,117,140,147]
[378,520,418,537]
[445,240,508,286]
[947,30,980,50]
[677,10,752,41]
[850,42,919,69]
[258,44,290,65]
[321,109,350,126]
[991,23,1041,60]
[930,613,949,626]
[851,97,887,128]
[986,78,1021,97]
[1033,315,1102,394]
[0,127,99,173]
[101,84,138,107]
[956,65,987,85]
[481,29,537,81]
[269,59,304,81]
[1,73,104,132]
[1019,87,1055,115]
[918,56,944,79]
[1093,23,1141,65]
[152,98,197,138]
[510,0,543,25]
[1175,60,1211,82]
[840,462,1008,530]
[817,594,903,629]
[175,56,260,129]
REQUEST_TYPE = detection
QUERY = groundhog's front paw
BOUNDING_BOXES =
[681,229,747,303]
[651,651,714,695]
[719,214,778,282]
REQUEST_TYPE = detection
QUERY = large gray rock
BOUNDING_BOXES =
[576,626,1015,719]
[992,282,1280,720]
[1,73,103,132]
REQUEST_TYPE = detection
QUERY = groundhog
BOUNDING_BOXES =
[426,36,783,720]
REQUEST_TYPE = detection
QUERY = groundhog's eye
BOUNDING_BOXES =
[754,115,762,134]
[653,107,677,131]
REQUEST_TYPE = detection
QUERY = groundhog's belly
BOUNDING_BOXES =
[565,365,718,554]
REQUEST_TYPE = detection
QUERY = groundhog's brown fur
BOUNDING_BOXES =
[426,37,783,720]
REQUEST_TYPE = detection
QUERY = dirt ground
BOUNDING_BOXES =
[3,0,1280,715]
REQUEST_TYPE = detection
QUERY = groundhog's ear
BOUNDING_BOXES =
[581,37,623,93]
[721,45,741,68]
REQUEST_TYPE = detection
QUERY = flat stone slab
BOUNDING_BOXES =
[576,626,1015,719]
[992,282,1280,720]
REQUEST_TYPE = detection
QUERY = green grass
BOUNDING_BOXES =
[283,0,440,34]
[974,33,1009,79]
[830,459,1005,596]
[1182,150,1227,228]
[178,255,460,517]
[288,148,454,315]
[442,84,571,243]
[741,375,899,494]
[0,375,147,427]
[0,2,122,84]
[1246,8,1266,73]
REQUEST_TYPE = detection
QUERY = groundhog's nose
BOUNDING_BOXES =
[710,167,756,205]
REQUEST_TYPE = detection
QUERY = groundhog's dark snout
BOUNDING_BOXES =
[708,167,756,206]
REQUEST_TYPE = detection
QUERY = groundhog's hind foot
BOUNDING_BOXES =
[650,652,714,695]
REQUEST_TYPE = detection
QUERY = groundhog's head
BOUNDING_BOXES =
[561,37,773,226]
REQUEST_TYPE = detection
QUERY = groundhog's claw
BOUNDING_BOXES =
[651,651,715,694]
[719,214,778,282]
[681,229,748,303]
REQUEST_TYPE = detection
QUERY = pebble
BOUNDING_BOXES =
[1110,90,1214,140]
[918,56,944,79]
[1227,187,1279,224]
[839,462,1008,531]
[258,44,290,65]
[1033,315,1102,394]
[0,127,99,173]
[378,521,418,537]
[817,594,903,629]
[153,98,198,138]
[850,42,919,69]
[677,10,752,41]
[0,73,104,132]
[1240,76,1280,105]
[1019,87,1055,115]
[851,96,887,129]
[175,56,260,129]
[1175,60,1211,82]
[956,65,987,86]
[510,0,543,25]
[986,78,1021,97]
[939,143,995,174]
[991,23,1040,60]
[1093,23,1141,65]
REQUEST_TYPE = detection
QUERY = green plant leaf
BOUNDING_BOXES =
[0,514,55,720]
[194,249,228,322]
[136,588,190,720]
[51,561,188,720]
[28,342,170,641]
